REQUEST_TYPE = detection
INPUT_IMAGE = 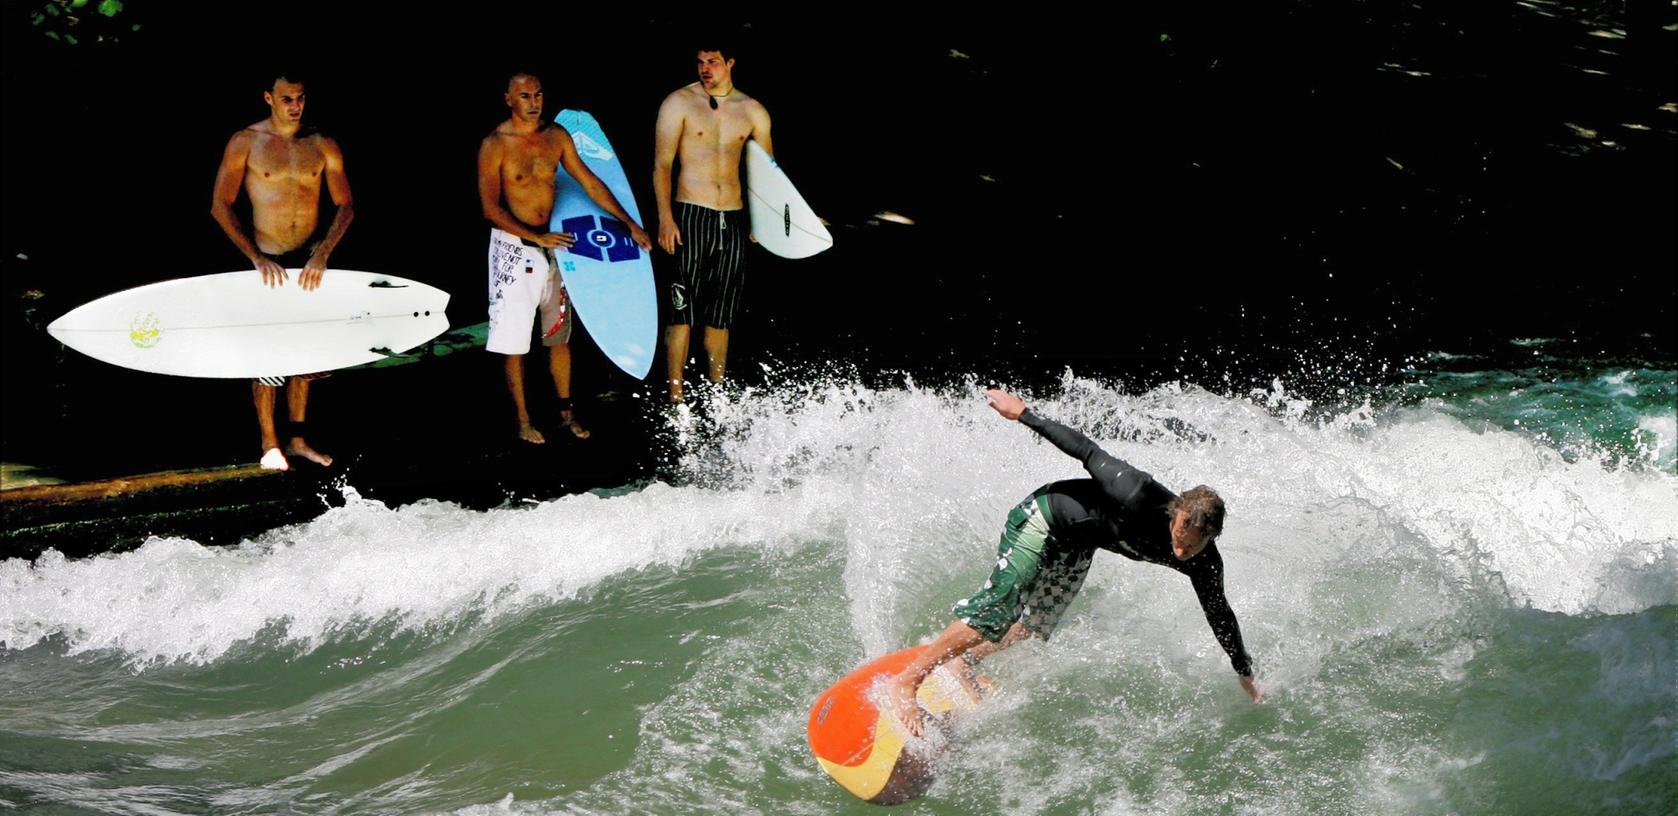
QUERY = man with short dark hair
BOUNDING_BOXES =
[210,72,354,470]
[653,45,772,402]
[888,389,1263,736]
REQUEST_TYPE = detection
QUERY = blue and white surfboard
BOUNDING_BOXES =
[549,109,657,380]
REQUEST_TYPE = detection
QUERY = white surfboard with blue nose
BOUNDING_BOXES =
[549,109,657,380]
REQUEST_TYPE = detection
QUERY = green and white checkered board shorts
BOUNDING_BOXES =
[952,493,1095,642]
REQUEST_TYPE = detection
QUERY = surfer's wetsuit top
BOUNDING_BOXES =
[952,409,1254,677]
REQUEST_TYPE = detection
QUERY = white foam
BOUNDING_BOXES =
[4,376,1674,670]
[1,483,845,666]
[1601,369,1639,396]
[1635,412,1677,470]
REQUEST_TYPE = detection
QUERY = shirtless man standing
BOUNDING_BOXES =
[479,72,651,443]
[653,45,772,403]
[210,72,354,471]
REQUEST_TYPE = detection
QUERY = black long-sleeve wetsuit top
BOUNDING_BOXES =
[1020,408,1254,677]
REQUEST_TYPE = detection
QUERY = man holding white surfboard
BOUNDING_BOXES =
[479,72,652,444]
[210,71,354,471]
[653,45,772,403]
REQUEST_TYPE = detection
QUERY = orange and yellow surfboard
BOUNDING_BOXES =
[807,645,988,804]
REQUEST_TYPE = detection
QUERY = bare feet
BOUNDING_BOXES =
[286,439,333,467]
[260,447,290,471]
[668,381,685,404]
[517,421,547,445]
[886,674,925,737]
[952,664,987,704]
[558,409,591,440]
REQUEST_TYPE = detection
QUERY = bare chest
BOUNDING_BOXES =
[246,136,325,184]
[501,134,562,188]
[683,104,754,153]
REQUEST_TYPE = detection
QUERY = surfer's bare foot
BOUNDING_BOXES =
[517,422,546,445]
[887,674,925,737]
[286,439,333,467]
[668,381,685,404]
[260,447,290,471]
[953,665,986,704]
[558,409,591,439]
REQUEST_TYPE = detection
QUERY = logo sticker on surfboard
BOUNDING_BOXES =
[572,132,614,161]
[559,215,640,263]
[129,312,161,348]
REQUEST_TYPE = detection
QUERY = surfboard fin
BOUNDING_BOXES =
[367,280,409,289]
[368,347,418,359]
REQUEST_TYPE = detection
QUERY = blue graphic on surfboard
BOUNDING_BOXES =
[549,109,656,380]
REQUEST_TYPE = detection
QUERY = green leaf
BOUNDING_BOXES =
[30,12,44,24]
[44,30,60,40]
[70,0,90,8]
[65,33,79,44]
[1159,33,1172,43]
[98,0,122,17]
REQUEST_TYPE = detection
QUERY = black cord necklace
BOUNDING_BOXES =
[708,87,734,110]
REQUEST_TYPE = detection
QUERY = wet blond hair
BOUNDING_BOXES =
[1168,485,1226,541]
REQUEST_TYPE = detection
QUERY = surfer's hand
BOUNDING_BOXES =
[748,232,758,245]
[659,221,682,254]
[299,258,326,291]
[255,256,288,288]
[535,232,575,250]
[985,389,1026,421]
[1239,675,1263,703]
[629,224,653,252]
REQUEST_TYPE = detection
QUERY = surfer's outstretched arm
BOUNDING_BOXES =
[1185,553,1264,703]
[988,390,1150,498]
[987,389,1112,464]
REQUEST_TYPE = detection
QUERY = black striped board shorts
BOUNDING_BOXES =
[256,371,332,388]
[668,202,748,330]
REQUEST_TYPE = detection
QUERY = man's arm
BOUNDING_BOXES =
[1023,410,1154,505]
[298,136,355,291]
[210,131,287,287]
[555,130,652,251]
[988,389,1145,496]
[748,102,773,157]
[745,104,772,243]
[1186,549,1262,701]
[651,93,684,254]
